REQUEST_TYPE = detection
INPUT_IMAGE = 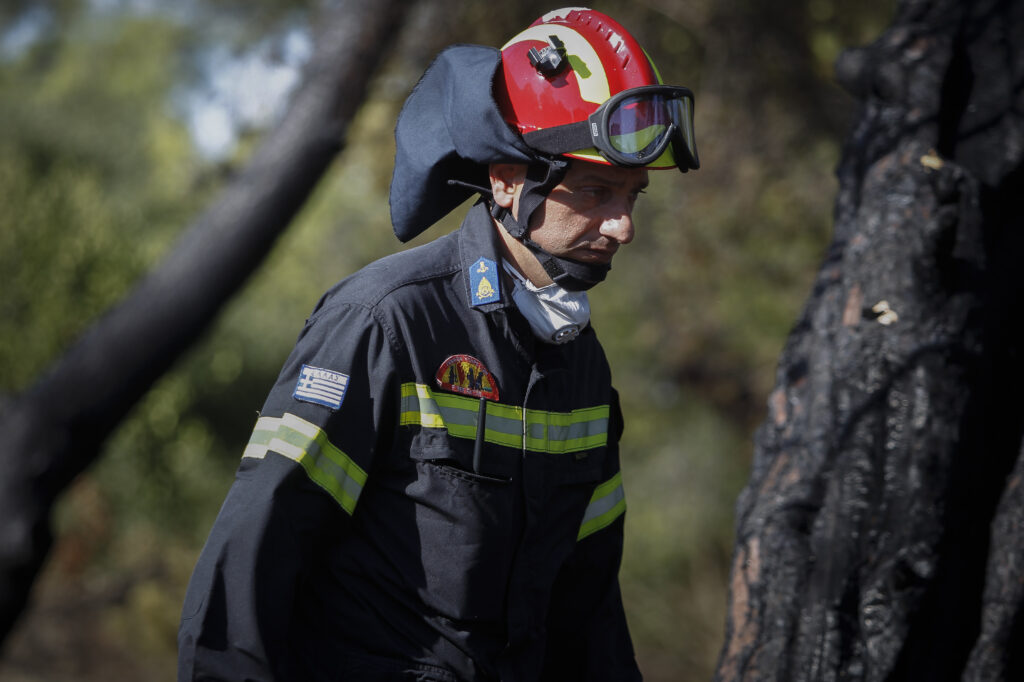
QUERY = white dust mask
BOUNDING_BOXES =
[503,261,590,344]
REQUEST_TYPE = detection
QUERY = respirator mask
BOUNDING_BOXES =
[503,261,590,343]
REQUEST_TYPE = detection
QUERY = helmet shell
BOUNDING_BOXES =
[496,7,669,166]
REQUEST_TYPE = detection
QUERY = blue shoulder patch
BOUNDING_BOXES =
[469,257,500,306]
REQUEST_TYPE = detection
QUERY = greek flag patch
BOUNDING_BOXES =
[293,364,350,410]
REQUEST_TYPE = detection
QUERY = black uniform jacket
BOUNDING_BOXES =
[178,202,642,681]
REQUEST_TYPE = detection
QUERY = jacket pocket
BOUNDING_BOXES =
[406,428,522,621]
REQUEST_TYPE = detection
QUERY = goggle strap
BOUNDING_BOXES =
[522,122,593,156]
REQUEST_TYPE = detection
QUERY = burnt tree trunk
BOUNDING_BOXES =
[717,0,1024,680]
[0,0,414,648]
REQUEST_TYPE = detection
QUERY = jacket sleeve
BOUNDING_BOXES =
[541,388,643,682]
[177,302,398,682]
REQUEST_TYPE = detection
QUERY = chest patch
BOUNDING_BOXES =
[435,354,499,400]
[293,364,350,410]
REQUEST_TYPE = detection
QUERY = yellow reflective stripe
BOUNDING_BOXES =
[524,405,610,454]
[243,414,368,515]
[401,383,523,449]
[400,382,447,429]
[400,383,609,454]
[578,472,626,541]
[241,416,279,459]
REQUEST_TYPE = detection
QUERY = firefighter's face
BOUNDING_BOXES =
[527,161,647,266]
[489,161,648,284]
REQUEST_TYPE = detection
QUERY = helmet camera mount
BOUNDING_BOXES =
[528,35,568,77]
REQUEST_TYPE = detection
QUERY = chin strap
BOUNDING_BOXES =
[489,158,611,292]
[494,158,568,239]
[516,232,611,291]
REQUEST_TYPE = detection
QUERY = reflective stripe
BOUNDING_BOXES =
[578,472,626,540]
[400,382,609,454]
[524,406,608,453]
[243,413,367,515]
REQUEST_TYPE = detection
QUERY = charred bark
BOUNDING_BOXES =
[0,0,414,647]
[717,0,1024,680]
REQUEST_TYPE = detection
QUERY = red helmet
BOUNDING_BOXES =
[496,8,699,171]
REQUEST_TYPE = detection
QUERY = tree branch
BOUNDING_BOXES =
[0,0,415,646]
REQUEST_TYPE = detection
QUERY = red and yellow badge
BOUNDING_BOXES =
[435,354,499,400]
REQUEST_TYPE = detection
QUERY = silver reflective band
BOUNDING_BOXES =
[578,472,627,540]
[243,413,367,515]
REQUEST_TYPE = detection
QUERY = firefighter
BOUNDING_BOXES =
[178,7,698,681]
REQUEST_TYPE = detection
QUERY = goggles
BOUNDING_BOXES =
[522,85,699,171]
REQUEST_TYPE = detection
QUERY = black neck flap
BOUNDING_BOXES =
[390,45,534,243]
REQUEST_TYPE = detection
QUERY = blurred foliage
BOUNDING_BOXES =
[0,0,895,680]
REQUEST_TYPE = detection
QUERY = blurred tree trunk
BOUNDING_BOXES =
[0,0,414,647]
[717,0,1024,679]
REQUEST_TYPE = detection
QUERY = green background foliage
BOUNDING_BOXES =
[0,1,894,679]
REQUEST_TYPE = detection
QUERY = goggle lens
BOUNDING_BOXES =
[608,96,672,157]
[601,88,697,168]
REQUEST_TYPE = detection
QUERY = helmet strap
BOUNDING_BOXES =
[519,235,611,291]
[491,157,568,239]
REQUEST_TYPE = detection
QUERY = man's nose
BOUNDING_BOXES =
[600,211,635,245]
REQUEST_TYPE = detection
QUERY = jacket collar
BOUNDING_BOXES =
[458,200,515,313]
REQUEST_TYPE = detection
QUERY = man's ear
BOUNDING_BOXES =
[488,163,526,210]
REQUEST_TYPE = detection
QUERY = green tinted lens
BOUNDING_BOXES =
[606,94,673,161]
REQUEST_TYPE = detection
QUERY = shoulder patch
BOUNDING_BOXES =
[469,257,500,306]
[436,354,499,400]
[293,364,350,410]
